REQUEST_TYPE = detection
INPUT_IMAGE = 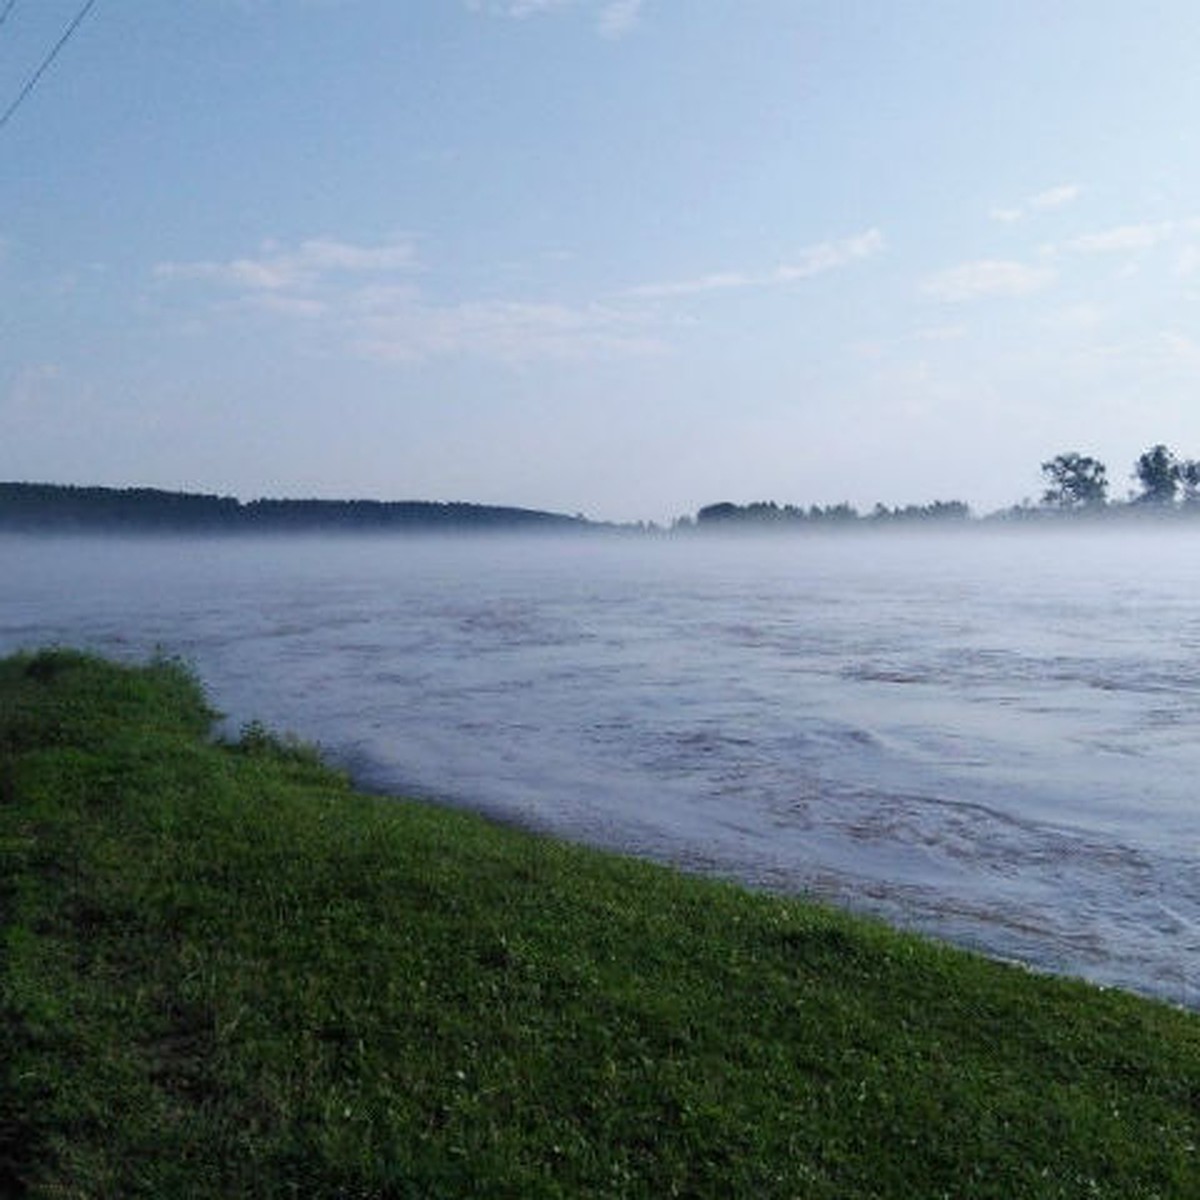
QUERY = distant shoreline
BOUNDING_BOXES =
[0,481,601,534]
[8,479,1200,535]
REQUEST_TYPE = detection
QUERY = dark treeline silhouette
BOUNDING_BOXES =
[0,483,591,534]
[685,443,1200,531]
[686,499,971,530]
[9,444,1200,537]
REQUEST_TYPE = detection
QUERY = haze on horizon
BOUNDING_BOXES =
[4,2,1200,525]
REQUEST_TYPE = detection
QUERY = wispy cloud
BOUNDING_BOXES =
[1062,221,1175,254]
[155,236,417,291]
[1030,184,1082,211]
[467,0,646,38]
[990,182,1081,223]
[596,0,643,38]
[921,259,1056,303]
[913,323,967,342]
[155,235,663,363]
[1158,330,1200,370]
[626,228,884,299]
[468,0,567,17]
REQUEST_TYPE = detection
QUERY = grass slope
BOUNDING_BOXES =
[1,649,1197,1198]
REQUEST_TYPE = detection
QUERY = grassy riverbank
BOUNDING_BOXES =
[1,650,1197,1197]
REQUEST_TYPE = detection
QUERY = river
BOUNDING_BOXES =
[2,527,1197,1005]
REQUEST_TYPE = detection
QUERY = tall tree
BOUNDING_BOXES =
[1040,452,1108,509]
[1133,444,1179,505]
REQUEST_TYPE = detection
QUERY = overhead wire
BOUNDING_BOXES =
[0,0,99,134]
[0,2,19,31]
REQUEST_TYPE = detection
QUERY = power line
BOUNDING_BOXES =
[0,0,99,134]
[0,2,19,30]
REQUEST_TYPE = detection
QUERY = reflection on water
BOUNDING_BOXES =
[2,528,1198,1005]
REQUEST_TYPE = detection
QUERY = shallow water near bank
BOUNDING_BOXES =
[2,528,1198,1004]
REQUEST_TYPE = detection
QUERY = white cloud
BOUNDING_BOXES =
[914,323,967,342]
[291,237,416,272]
[627,271,751,300]
[627,228,884,299]
[776,228,884,279]
[1029,184,1081,211]
[484,0,567,17]
[156,256,298,291]
[597,0,643,38]
[990,182,1080,222]
[467,0,645,37]
[1064,221,1174,253]
[155,235,662,363]
[155,236,417,292]
[921,259,1056,302]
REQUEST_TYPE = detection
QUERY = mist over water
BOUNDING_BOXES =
[3,528,1199,1005]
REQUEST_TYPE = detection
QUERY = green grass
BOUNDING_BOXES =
[1,648,1197,1198]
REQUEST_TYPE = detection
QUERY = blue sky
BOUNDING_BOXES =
[4,1,1200,522]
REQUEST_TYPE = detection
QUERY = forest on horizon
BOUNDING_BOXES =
[4,444,1200,534]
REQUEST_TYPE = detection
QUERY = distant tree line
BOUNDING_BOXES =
[684,499,971,530]
[683,443,1200,531]
[0,484,591,533]
[10,445,1200,538]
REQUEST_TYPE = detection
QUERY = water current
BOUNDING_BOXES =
[2,528,1198,1005]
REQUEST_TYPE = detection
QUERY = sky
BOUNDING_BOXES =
[4,1,1200,523]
